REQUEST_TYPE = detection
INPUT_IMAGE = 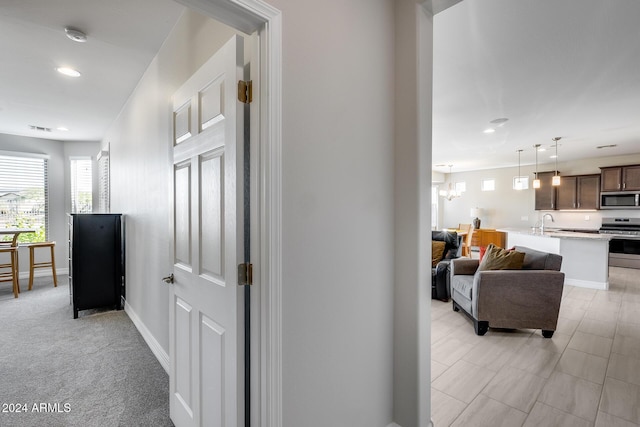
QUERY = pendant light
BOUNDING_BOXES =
[439,165,461,201]
[515,149,523,190]
[552,137,561,186]
[533,144,541,189]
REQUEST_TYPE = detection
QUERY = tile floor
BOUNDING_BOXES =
[431,266,640,427]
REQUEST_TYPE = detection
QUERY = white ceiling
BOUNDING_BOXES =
[433,0,640,173]
[0,0,184,142]
[2,0,639,171]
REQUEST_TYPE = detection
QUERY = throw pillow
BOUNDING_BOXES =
[478,243,525,271]
[479,246,487,261]
[432,241,447,267]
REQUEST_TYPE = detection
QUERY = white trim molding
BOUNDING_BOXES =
[161,1,283,426]
[125,300,170,373]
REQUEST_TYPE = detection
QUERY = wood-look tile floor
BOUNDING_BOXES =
[431,266,640,427]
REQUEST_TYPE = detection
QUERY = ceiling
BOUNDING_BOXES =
[433,0,640,173]
[2,0,639,171]
[0,0,184,142]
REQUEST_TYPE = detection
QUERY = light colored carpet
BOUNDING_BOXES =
[0,276,173,426]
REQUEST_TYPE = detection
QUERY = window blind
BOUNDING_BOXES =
[0,153,48,242]
[70,158,93,213]
[97,149,110,213]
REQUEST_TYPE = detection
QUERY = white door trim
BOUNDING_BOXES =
[172,1,282,426]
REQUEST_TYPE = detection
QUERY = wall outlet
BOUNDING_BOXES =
[584,215,590,221]
[521,216,528,221]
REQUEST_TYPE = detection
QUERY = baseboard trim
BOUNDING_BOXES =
[564,278,608,290]
[124,301,170,374]
[18,268,69,280]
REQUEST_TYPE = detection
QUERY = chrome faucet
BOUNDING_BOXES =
[540,213,554,233]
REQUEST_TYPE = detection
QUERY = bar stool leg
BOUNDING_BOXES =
[13,249,20,295]
[28,245,35,291]
[50,244,58,287]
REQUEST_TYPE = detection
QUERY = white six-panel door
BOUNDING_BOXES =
[170,35,245,427]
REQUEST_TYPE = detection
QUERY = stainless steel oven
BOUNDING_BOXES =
[600,218,640,269]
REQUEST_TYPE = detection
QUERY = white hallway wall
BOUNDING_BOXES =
[103,0,416,425]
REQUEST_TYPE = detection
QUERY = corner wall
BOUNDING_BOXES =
[394,1,433,425]
[264,0,397,424]
[103,9,238,354]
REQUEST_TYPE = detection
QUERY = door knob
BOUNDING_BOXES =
[162,274,174,284]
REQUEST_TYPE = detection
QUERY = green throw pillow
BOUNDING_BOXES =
[478,244,525,271]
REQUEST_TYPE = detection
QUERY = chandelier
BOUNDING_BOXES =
[439,165,461,201]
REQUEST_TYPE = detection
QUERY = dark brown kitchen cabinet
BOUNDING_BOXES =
[556,174,600,210]
[556,176,577,210]
[577,175,601,209]
[601,165,640,192]
[534,171,558,210]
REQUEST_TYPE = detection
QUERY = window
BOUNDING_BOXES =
[481,179,495,191]
[70,158,93,213]
[97,148,110,213]
[431,185,439,230]
[513,176,529,190]
[0,152,48,242]
[455,181,466,193]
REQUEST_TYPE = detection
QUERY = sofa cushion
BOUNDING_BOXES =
[451,274,474,300]
[432,241,447,267]
[478,244,525,271]
[432,230,460,259]
[513,245,563,271]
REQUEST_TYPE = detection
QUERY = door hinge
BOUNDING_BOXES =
[238,80,253,104]
[238,262,253,286]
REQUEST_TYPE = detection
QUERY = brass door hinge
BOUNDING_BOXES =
[238,80,253,104]
[238,262,253,286]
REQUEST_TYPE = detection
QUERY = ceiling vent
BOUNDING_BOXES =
[29,125,52,133]
[596,144,617,149]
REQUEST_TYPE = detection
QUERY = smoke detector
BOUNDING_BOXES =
[65,27,87,43]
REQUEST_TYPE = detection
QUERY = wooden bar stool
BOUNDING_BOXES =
[28,241,58,290]
[0,246,20,298]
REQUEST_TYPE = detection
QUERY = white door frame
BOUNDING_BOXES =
[173,0,282,426]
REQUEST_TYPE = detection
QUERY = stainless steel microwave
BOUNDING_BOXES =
[601,192,640,209]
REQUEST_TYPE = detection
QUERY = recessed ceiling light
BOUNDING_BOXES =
[64,27,87,43]
[56,67,81,77]
[489,118,509,125]
[57,127,69,131]
[483,128,495,134]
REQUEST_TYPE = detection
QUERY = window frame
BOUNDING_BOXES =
[0,150,50,243]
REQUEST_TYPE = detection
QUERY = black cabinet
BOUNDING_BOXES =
[69,214,124,319]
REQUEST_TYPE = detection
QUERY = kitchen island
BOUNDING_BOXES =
[504,229,611,290]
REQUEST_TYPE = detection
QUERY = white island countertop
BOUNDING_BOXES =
[501,228,611,290]
[500,228,613,241]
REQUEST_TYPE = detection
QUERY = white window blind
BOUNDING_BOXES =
[0,153,48,242]
[70,158,93,213]
[97,149,110,213]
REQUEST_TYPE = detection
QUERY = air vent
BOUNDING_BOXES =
[29,125,52,133]
[596,144,617,149]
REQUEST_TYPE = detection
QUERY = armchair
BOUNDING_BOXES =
[450,245,565,337]
[431,230,463,301]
